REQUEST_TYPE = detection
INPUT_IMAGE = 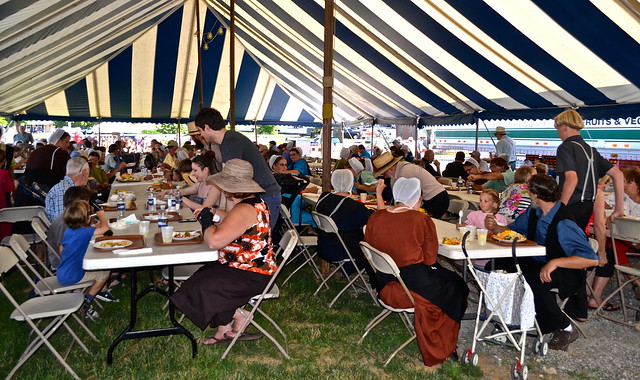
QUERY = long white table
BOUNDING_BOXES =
[433,219,545,260]
[83,180,218,364]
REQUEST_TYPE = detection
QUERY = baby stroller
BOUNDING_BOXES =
[459,231,547,380]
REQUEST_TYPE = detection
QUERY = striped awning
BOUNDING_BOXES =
[1,0,640,124]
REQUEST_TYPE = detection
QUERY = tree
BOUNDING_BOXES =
[141,123,187,135]
[53,120,97,130]
[257,125,277,134]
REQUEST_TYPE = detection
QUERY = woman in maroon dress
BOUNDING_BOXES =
[364,178,468,369]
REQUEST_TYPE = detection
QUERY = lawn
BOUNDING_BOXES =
[0,253,484,380]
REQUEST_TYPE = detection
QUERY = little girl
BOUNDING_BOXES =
[56,200,111,319]
[463,189,508,229]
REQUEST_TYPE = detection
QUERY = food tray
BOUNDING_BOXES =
[153,232,204,246]
[489,235,537,246]
[102,202,137,211]
[141,212,181,223]
[94,234,146,252]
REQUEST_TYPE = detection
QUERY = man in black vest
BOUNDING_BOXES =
[485,175,598,351]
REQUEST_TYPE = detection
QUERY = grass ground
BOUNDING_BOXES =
[0,253,484,380]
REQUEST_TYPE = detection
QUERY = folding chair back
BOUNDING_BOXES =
[278,203,322,284]
[0,205,45,223]
[597,217,640,326]
[0,247,88,379]
[220,230,298,360]
[447,199,469,215]
[10,233,54,276]
[358,241,416,366]
[32,217,61,269]
[311,211,377,307]
[37,210,52,229]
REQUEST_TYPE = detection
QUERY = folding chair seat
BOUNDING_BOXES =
[0,205,45,246]
[220,230,298,360]
[358,241,416,367]
[279,204,323,284]
[311,212,376,308]
[596,217,640,326]
[0,247,89,380]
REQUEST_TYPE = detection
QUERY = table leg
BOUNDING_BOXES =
[106,266,197,365]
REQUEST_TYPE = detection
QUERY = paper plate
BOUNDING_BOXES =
[172,231,201,241]
[93,239,133,249]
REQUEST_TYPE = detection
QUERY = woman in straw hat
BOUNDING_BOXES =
[171,159,277,345]
[364,178,468,370]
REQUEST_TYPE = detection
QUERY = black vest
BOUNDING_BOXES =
[528,203,586,298]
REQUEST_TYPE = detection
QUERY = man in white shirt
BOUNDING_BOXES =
[494,127,516,170]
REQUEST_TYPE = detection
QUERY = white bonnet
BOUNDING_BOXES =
[393,177,422,206]
[331,169,354,193]
[348,158,364,172]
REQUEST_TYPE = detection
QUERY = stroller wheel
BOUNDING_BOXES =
[511,361,521,379]
[538,340,548,356]
[471,352,479,366]
[462,349,478,366]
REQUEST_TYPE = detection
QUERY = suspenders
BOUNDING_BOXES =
[571,141,597,202]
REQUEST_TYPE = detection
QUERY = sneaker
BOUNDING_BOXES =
[83,305,99,321]
[548,324,579,351]
[96,289,119,303]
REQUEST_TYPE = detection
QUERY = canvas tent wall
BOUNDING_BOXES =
[1,0,640,126]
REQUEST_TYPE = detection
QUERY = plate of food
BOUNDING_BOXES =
[172,231,201,241]
[492,230,527,244]
[118,173,140,182]
[441,237,461,245]
[93,239,133,249]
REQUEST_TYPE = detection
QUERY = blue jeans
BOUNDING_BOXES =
[262,193,282,232]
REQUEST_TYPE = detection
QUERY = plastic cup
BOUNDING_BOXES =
[458,226,470,240]
[477,228,488,246]
[467,225,477,240]
[161,226,174,244]
[359,193,367,202]
[138,221,150,238]
[127,168,133,175]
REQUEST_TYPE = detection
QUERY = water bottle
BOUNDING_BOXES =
[148,191,156,212]
[457,176,464,192]
[467,182,473,194]
[158,206,168,227]
[141,166,148,178]
[117,193,126,220]
[168,190,177,212]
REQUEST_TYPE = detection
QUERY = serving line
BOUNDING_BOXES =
[83,181,216,365]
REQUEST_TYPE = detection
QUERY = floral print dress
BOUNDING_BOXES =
[498,183,532,221]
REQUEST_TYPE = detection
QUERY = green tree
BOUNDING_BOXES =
[53,120,97,130]
[257,125,276,134]
[142,123,187,135]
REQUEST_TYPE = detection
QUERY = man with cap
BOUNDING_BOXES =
[470,151,490,172]
[494,126,516,170]
[23,129,71,190]
[186,121,223,173]
[375,152,449,219]
[194,107,282,230]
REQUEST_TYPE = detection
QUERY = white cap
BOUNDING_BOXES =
[49,129,66,144]
[331,169,354,193]
[268,155,281,170]
[393,177,422,207]
[348,158,364,172]
[339,147,350,159]
[464,157,479,169]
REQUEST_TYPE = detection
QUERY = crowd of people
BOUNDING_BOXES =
[2,107,639,370]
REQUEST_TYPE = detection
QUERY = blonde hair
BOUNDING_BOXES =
[481,189,500,213]
[554,109,584,130]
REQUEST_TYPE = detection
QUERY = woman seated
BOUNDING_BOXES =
[364,178,468,370]
[316,169,374,279]
[497,166,537,222]
[288,147,311,176]
[171,159,277,345]
[160,151,217,211]
[269,155,316,226]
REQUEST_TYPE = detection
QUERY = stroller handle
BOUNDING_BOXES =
[461,230,472,258]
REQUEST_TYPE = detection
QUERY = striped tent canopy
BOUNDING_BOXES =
[2,0,640,125]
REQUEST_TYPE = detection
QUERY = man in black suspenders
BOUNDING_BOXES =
[553,110,625,322]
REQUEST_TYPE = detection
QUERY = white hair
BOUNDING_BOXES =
[66,157,89,177]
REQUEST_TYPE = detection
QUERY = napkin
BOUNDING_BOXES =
[113,247,153,255]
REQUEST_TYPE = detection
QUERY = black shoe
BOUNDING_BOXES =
[96,289,119,303]
[548,324,579,351]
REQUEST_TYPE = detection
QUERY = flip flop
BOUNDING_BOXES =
[202,335,231,346]
[224,331,264,341]
[601,302,620,312]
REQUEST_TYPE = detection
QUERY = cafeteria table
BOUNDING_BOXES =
[83,180,217,364]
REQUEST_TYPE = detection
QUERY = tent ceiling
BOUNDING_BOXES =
[1,0,640,124]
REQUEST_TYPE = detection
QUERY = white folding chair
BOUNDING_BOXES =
[358,241,416,367]
[0,205,45,246]
[596,217,640,326]
[279,204,323,284]
[36,210,52,229]
[220,230,298,360]
[32,217,61,270]
[0,247,88,380]
[311,212,376,308]
[444,199,469,222]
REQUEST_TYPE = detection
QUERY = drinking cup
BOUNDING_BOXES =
[138,221,150,238]
[127,168,133,175]
[467,225,477,240]
[458,226,470,240]
[359,193,367,202]
[161,226,174,244]
[477,228,488,246]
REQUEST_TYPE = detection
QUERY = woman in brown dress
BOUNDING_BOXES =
[364,178,468,369]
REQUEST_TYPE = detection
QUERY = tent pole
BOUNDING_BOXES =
[254,120,258,143]
[370,119,374,154]
[475,117,479,151]
[177,119,181,147]
[321,0,335,192]
[195,0,204,111]
[414,117,418,159]
[229,0,236,131]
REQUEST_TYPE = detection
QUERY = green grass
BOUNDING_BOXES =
[0,255,484,380]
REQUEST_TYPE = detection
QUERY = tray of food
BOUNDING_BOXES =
[490,230,536,246]
[141,212,181,222]
[93,234,146,251]
[153,231,204,246]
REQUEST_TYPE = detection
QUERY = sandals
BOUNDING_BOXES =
[202,335,232,346]
[224,330,264,341]
[601,303,620,311]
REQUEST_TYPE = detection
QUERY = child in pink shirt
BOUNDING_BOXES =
[463,189,507,229]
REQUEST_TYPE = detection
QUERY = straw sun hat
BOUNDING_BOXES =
[373,152,403,177]
[186,121,201,136]
[494,126,508,135]
[208,159,264,194]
